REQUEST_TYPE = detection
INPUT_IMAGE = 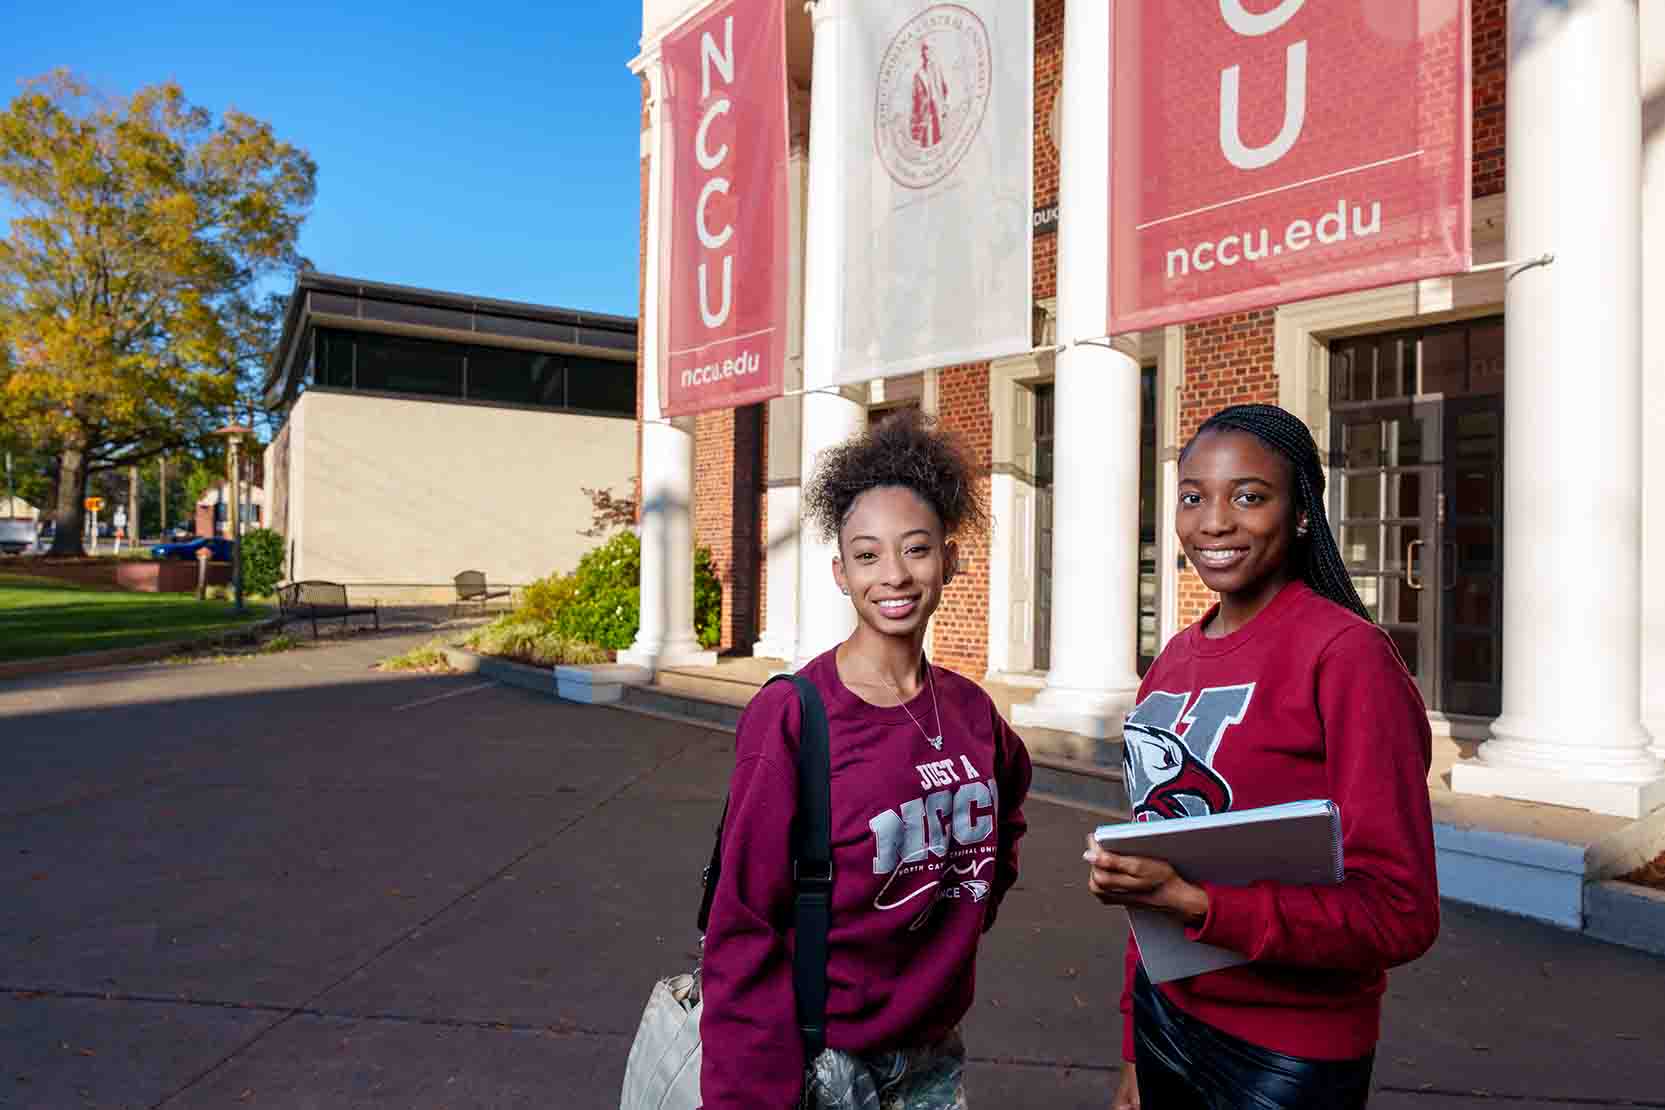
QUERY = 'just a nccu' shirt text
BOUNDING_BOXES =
[699,650,1032,1109]
[1117,580,1440,1063]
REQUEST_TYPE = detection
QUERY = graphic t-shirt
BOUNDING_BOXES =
[700,650,1033,1109]
[1117,581,1439,1062]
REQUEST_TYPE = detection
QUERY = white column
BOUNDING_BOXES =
[622,58,716,672]
[1452,0,1663,818]
[1641,0,1665,758]
[755,404,803,661]
[754,95,812,662]
[791,0,863,668]
[1156,326,1186,652]
[1012,0,1144,739]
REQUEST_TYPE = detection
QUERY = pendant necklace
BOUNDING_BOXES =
[883,660,945,752]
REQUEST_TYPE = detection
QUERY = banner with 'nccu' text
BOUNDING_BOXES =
[659,0,789,417]
[1109,0,1472,333]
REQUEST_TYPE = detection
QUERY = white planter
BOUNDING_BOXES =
[555,663,653,704]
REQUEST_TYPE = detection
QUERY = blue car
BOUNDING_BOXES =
[150,537,235,562]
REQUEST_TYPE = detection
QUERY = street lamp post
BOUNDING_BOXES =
[215,423,253,613]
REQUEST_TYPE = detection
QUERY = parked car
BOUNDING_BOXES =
[168,523,196,541]
[150,537,234,562]
[0,520,33,555]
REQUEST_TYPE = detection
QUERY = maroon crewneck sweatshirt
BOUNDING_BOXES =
[699,650,1032,1109]
[1117,580,1440,1062]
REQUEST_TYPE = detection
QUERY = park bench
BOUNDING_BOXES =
[276,580,380,638]
[452,570,512,616]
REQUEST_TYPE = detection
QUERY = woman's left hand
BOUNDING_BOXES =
[1084,835,1210,926]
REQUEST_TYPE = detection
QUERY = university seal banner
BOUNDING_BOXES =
[1109,1,1471,333]
[659,0,789,417]
[834,0,1034,384]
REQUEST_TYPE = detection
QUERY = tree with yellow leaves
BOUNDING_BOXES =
[0,71,315,555]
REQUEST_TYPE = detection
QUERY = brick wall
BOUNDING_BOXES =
[1175,311,1279,626]
[693,406,764,653]
[694,409,735,650]
[1033,0,1063,303]
[932,363,994,680]
[1473,0,1506,197]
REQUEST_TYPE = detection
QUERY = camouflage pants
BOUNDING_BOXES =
[804,1029,967,1110]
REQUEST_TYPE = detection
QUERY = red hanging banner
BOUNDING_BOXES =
[659,0,789,417]
[1109,1,1471,334]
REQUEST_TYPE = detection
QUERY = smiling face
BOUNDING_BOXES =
[1177,429,1305,626]
[833,485,956,642]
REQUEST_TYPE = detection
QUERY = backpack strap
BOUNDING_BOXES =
[782,674,832,1060]
[695,673,834,1061]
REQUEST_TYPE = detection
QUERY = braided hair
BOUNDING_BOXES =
[1181,403,1372,623]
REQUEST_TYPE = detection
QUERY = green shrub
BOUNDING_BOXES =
[504,532,724,653]
[550,531,641,650]
[518,570,580,624]
[241,528,286,596]
[694,547,722,650]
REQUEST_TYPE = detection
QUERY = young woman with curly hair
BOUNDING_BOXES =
[699,409,1033,1110]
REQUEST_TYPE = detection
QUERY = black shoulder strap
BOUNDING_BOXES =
[783,674,832,1060]
[695,673,833,1061]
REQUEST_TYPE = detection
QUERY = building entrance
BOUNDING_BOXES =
[1032,369,1157,676]
[1329,318,1504,718]
[1034,384,1055,672]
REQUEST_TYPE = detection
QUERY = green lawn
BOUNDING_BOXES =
[0,571,271,663]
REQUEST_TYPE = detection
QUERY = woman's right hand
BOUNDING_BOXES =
[1113,1062,1139,1109]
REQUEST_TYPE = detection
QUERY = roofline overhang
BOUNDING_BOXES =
[262,271,638,408]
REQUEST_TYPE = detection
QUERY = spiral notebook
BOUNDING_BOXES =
[1092,799,1344,984]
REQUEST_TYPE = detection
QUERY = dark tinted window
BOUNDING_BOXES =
[307,328,632,415]
[354,333,464,398]
[469,347,566,407]
[316,329,355,388]
[564,355,635,415]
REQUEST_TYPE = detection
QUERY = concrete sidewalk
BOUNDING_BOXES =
[2,636,1662,1108]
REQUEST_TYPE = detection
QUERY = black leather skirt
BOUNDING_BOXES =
[1132,969,1375,1109]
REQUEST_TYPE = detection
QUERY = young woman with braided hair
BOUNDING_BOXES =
[700,409,1032,1109]
[1086,403,1439,1109]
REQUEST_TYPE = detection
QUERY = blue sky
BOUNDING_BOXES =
[1,1,645,316]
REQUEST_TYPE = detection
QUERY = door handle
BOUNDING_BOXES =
[1404,539,1425,590]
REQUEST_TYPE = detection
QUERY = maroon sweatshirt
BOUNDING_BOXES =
[699,650,1032,1109]
[1117,581,1439,1062]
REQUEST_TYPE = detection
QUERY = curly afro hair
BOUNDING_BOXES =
[803,408,987,543]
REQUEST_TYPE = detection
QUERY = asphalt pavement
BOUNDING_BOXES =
[2,632,1662,1109]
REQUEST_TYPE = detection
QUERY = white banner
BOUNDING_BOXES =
[834,0,1033,384]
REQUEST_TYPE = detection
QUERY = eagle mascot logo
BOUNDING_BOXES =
[1122,721,1234,822]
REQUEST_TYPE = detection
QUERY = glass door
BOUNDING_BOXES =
[1440,396,1504,716]
[1330,317,1506,717]
[1033,384,1055,672]
[1333,404,1443,704]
